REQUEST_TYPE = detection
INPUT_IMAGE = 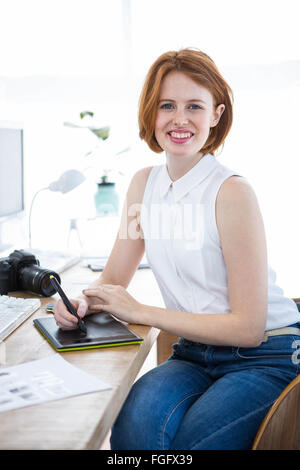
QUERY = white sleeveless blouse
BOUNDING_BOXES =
[140,153,300,331]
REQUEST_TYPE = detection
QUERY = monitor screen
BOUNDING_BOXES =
[0,126,24,218]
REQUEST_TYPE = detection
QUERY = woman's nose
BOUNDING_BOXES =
[172,108,189,126]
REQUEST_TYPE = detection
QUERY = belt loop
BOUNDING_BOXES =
[262,333,268,343]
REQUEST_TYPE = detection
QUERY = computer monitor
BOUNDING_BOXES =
[0,122,24,252]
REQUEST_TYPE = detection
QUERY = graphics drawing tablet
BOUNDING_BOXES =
[33,312,144,352]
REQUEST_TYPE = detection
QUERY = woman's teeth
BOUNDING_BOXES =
[170,132,192,139]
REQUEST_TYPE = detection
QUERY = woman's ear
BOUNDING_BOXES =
[211,104,225,128]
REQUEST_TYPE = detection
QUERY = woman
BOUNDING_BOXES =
[54,49,300,450]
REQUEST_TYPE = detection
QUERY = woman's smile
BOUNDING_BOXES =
[168,129,194,144]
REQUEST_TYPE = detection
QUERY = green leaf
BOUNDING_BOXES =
[90,126,110,140]
[80,111,94,119]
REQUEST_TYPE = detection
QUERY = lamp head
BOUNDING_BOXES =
[48,169,85,194]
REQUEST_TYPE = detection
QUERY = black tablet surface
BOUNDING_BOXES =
[33,312,144,351]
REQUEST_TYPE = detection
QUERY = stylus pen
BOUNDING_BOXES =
[49,275,87,334]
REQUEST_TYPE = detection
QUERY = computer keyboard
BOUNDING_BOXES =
[84,256,150,272]
[0,295,41,341]
[28,249,81,274]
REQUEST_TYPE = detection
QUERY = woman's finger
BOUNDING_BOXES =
[83,287,108,298]
[55,315,78,329]
[77,300,88,318]
[54,306,78,324]
[89,304,106,311]
[53,300,78,327]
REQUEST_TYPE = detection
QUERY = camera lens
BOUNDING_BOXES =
[18,265,60,296]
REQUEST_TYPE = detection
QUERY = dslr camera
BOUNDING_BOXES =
[0,249,60,296]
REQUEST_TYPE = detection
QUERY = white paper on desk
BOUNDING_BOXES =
[0,354,111,414]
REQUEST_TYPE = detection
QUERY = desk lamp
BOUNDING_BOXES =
[28,169,86,248]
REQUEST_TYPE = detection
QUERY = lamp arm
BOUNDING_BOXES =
[28,187,48,249]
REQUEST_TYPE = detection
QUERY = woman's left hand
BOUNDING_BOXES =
[82,284,146,324]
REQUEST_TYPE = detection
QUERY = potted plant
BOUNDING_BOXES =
[94,169,119,216]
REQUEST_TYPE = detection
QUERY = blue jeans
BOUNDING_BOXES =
[110,324,300,450]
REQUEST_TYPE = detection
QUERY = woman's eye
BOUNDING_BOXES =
[159,103,203,110]
[160,103,173,109]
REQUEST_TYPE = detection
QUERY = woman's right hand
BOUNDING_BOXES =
[53,297,89,330]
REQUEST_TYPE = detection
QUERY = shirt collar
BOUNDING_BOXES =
[159,153,217,202]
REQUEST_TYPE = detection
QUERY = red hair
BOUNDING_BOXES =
[138,48,233,155]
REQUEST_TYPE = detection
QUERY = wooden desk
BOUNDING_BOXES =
[0,262,163,450]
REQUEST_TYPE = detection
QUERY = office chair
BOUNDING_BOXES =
[156,298,300,450]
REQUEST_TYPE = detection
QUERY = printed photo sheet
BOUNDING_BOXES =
[0,353,111,413]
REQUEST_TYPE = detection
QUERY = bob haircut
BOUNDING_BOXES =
[138,48,233,156]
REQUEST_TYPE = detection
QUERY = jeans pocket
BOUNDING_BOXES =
[171,338,205,363]
[171,339,188,358]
